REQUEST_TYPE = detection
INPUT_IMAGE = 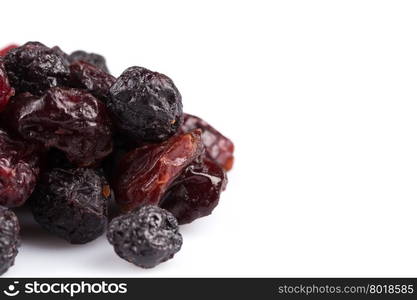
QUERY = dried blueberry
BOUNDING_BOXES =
[108,66,183,143]
[30,168,111,244]
[69,50,109,73]
[107,205,182,268]
[0,206,19,275]
[4,42,71,95]
[0,59,14,112]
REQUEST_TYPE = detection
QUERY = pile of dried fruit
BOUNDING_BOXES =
[0,42,234,272]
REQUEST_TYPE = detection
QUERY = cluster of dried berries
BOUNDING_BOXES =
[0,42,234,272]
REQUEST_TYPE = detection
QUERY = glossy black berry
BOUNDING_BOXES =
[4,42,71,95]
[30,168,111,244]
[69,50,109,73]
[108,66,183,143]
[0,206,19,275]
[107,205,182,268]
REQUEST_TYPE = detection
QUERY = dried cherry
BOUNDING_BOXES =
[161,156,227,224]
[181,114,234,171]
[3,88,113,167]
[0,129,40,207]
[0,59,14,112]
[69,50,109,73]
[115,129,203,211]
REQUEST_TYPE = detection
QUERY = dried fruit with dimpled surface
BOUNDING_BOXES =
[4,42,70,95]
[3,88,113,167]
[115,129,203,211]
[107,205,182,268]
[0,59,14,112]
[161,155,227,224]
[108,66,183,143]
[0,129,40,207]
[30,168,111,244]
[69,50,109,73]
[0,206,19,275]
[70,61,115,103]
[181,113,234,171]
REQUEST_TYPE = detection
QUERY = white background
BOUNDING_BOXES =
[2,0,417,277]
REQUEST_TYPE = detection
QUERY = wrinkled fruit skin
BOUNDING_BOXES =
[108,66,183,142]
[70,61,115,103]
[0,45,18,57]
[4,42,70,95]
[107,205,182,268]
[181,114,234,171]
[115,130,203,211]
[161,156,227,224]
[0,59,14,111]
[0,206,19,275]
[0,129,40,207]
[69,50,109,73]
[4,88,113,167]
[30,168,111,244]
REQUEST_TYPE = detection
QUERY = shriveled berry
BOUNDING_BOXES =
[4,42,70,95]
[0,206,19,275]
[108,66,183,143]
[69,50,109,73]
[107,205,182,268]
[3,88,113,167]
[30,168,111,244]
[115,129,203,211]
[0,45,18,57]
[0,59,14,112]
[0,129,40,207]
[70,61,115,103]
[161,156,227,224]
[181,114,234,171]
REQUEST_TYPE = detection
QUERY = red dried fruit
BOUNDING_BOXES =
[0,59,14,112]
[115,129,204,211]
[181,114,234,171]
[0,45,18,57]
[3,88,113,167]
[161,156,227,224]
[0,129,40,207]
[69,61,115,103]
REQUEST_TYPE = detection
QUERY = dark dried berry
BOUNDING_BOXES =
[0,206,19,275]
[0,129,40,207]
[4,42,70,95]
[181,114,234,171]
[0,45,18,57]
[3,88,113,167]
[107,205,182,268]
[0,59,14,112]
[115,130,203,211]
[161,156,227,224]
[70,61,115,103]
[108,66,183,143]
[69,50,109,73]
[30,168,111,244]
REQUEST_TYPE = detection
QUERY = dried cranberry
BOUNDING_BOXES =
[70,61,115,103]
[0,129,40,207]
[108,66,183,143]
[161,156,227,224]
[69,50,109,73]
[4,42,70,95]
[115,129,203,211]
[3,88,113,167]
[181,114,234,171]
[0,59,14,112]
[0,45,18,57]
